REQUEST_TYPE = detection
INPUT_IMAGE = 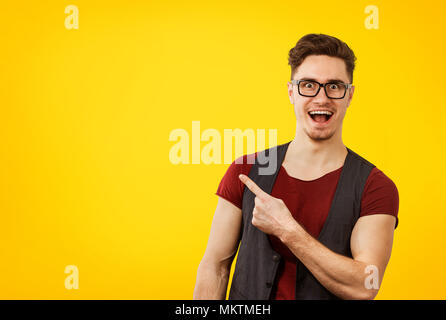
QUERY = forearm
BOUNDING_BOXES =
[193,261,230,300]
[280,222,378,300]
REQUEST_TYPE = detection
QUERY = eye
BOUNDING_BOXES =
[328,83,339,90]
[304,82,314,88]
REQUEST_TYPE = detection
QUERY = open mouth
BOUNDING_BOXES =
[308,110,333,124]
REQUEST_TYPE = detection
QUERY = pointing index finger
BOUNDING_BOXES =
[239,174,268,200]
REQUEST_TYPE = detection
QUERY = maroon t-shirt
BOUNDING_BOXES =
[216,152,399,300]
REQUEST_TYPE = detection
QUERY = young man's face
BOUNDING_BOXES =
[287,54,355,141]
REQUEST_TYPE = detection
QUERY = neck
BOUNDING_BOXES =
[286,128,347,169]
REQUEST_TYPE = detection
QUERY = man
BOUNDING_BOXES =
[193,33,399,300]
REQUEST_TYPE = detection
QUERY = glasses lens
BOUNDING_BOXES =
[298,80,319,96]
[325,82,346,98]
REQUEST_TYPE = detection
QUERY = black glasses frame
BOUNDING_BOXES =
[290,79,353,99]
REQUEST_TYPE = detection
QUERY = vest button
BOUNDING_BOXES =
[266,281,272,288]
[272,255,280,262]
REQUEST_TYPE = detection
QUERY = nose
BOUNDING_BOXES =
[312,85,331,104]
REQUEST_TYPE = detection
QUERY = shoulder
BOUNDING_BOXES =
[228,152,258,177]
[364,167,399,195]
[215,152,258,209]
[361,167,400,227]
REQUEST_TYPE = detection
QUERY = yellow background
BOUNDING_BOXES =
[1,0,445,299]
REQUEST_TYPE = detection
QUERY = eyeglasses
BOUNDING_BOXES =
[290,79,353,99]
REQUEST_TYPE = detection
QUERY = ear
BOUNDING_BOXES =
[287,81,294,104]
[346,85,355,107]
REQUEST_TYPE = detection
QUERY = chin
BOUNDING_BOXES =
[305,129,336,141]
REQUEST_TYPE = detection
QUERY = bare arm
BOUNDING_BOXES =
[281,214,396,300]
[193,197,242,300]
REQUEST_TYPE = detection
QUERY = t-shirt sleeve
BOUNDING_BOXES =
[360,167,400,228]
[215,155,253,210]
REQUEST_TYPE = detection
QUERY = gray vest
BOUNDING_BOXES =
[228,140,375,300]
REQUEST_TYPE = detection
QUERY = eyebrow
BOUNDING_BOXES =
[299,77,347,84]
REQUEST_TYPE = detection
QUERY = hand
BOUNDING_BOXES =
[238,174,298,239]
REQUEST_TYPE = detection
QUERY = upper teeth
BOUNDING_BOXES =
[309,110,333,115]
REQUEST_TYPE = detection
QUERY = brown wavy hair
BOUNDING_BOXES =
[288,33,357,83]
